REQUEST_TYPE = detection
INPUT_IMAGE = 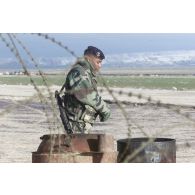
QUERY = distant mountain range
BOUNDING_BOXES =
[104,50,195,68]
[1,50,195,71]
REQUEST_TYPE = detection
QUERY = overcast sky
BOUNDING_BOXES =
[1,33,195,58]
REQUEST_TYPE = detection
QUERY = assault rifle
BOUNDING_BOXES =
[55,90,73,134]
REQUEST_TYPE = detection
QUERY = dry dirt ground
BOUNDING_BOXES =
[0,85,195,162]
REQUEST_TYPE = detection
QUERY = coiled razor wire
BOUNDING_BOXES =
[31,33,78,58]
[0,33,195,162]
[0,34,65,156]
[11,33,66,154]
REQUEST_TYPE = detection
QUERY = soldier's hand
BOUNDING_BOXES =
[99,111,111,122]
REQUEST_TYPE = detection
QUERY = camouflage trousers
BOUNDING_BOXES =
[69,120,92,134]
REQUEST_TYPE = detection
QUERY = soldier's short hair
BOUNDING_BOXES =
[84,46,105,60]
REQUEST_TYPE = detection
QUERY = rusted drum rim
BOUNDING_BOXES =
[118,138,175,143]
[40,133,106,140]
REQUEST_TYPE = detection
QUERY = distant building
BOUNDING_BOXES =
[2,71,24,75]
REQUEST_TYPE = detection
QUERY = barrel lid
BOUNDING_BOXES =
[117,137,176,143]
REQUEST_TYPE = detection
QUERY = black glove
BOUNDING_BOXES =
[99,111,111,122]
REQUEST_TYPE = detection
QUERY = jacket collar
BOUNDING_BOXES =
[76,57,96,76]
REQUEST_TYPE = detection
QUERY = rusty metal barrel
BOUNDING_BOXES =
[117,138,176,163]
[32,133,117,163]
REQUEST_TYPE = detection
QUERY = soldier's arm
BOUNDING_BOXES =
[67,67,110,121]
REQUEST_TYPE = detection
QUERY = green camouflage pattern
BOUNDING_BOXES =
[64,57,111,133]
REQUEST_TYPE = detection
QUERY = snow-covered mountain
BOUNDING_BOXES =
[103,50,195,68]
[1,50,195,70]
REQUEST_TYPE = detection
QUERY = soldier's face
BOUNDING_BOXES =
[90,56,102,72]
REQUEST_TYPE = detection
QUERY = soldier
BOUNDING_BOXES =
[63,46,111,133]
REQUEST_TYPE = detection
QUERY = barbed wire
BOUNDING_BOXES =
[0,93,40,117]
[98,73,153,161]
[31,33,78,58]
[0,33,70,159]
[0,93,55,134]
[0,34,63,136]
[0,33,80,159]
[30,33,195,136]
[0,33,195,162]
[11,34,65,136]
[98,86,195,162]
[30,33,154,150]
[108,88,195,124]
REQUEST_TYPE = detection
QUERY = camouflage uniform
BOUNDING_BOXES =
[63,57,111,133]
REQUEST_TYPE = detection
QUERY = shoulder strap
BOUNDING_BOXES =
[59,63,87,94]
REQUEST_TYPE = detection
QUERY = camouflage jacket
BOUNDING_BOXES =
[64,57,111,124]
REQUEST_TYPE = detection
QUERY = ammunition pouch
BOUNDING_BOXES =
[63,93,97,124]
[80,105,97,124]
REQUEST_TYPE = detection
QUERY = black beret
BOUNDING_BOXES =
[84,46,105,60]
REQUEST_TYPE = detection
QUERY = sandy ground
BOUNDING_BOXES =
[0,84,195,162]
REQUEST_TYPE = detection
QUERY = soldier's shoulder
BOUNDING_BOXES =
[72,63,87,74]
[67,64,85,78]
